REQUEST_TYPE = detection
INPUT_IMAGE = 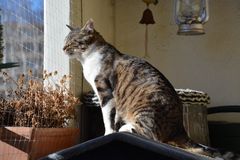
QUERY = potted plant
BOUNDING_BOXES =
[0,70,80,160]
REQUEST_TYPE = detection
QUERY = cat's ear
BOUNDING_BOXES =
[66,24,74,31]
[83,19,94,33]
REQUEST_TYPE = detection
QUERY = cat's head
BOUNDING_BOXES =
[63,19,100,59]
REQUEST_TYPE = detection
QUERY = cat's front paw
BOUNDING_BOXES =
[119,124,135,133]
[104,129,115,136]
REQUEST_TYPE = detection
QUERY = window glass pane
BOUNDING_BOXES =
[0,0,44,94]
[0,0,44,78]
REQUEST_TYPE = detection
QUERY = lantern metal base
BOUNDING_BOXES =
[177,24,205,35]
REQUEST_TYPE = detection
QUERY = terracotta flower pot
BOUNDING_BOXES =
[0,127,80,160]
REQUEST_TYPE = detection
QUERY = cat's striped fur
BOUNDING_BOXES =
[63,19,233,159]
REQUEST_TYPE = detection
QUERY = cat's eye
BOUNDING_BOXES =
[80,45,86,50]
[63,45,68,50]
[77,41,84,45]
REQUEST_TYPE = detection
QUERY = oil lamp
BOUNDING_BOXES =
[174,0,209,35]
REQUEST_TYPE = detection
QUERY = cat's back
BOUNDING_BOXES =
[114,54,181,107]
[113,54,184,141]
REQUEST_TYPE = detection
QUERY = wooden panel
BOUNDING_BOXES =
[0,127,80,160]
[30,128,80,160]
[0,127,32,160]
[183,104,210,145]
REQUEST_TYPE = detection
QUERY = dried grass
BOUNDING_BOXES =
[0,70,80,128]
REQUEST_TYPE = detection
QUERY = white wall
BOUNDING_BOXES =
[69,0,115,95]
[44,0,240,122]
[44,0,70,79]
[82,0,115,44]
[115,0,240,108]
[115,0,240,122]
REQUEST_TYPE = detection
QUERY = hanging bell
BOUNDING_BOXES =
[139,8,155,25]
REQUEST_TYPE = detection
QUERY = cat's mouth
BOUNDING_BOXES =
[63,47,74,56]
[65,52,74,56]
[63,50,73,56]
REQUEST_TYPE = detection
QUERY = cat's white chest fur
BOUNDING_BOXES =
[81,51,102,95]
[80,51,115,135]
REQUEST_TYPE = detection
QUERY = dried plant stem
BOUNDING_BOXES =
[0,70,80,128]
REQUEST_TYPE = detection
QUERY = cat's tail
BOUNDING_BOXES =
[185,140,240,160]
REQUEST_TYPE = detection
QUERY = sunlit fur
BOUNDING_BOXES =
[63,19,216,157]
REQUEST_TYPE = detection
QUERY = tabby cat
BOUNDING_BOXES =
[63,19,216,157]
